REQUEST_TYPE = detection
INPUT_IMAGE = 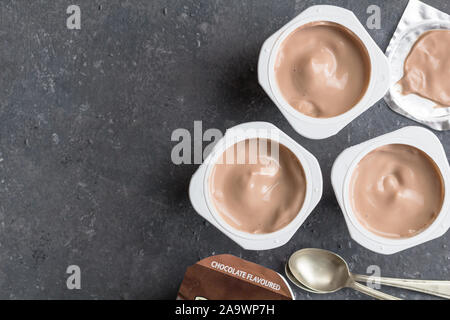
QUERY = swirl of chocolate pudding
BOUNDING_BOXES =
[209,138,306,234]
[399,30,450,107]
[275,21,371,118]
[350,144,444,239]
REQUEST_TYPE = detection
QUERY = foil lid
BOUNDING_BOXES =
[384,0,450,130]
[177,254,294,300]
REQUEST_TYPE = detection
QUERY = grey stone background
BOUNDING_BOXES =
[0,0,449,300]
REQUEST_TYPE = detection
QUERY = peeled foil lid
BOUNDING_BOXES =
[384,0,450,130]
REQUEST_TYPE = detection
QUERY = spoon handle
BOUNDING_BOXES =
[354,274,450,299]
[349,281,402,300]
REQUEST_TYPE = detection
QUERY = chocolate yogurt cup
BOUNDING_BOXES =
[331,126,450,254]
[189,122,323,250]
[258,5,390,139]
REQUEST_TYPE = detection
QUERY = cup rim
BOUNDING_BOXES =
[202,126,314,241]
[341,138,450,247]
[267,17,376,123]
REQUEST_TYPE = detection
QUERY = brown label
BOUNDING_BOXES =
[177,254,293,300]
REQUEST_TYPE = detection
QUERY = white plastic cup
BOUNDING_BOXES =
[258,5,390,140]
[189,122,323,250]
[331,126,450,254]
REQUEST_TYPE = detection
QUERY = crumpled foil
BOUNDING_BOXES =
[384,0,450,130]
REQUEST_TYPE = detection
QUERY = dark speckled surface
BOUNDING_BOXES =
[0,0,449,299]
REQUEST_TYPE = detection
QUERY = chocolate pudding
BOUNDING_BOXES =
[399,30,450,108]
[350,144,444,239]
[275,21,371,118]
[209,138,306,234]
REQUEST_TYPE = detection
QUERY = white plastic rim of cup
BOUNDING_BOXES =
[331,126,450,255]
[189,122,323,250]
[258,5,390,140]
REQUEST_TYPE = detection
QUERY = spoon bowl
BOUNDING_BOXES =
[288,248,350,292]
[284,263,319,294]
